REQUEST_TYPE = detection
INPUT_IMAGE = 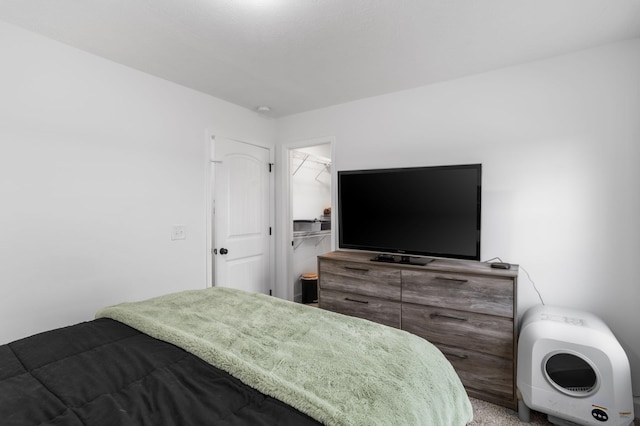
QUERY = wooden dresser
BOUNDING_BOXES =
[317,250,518,410]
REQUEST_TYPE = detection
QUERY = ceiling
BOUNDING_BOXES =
[1,0,640,117]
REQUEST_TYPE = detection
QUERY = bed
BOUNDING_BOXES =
[1,287,473,425]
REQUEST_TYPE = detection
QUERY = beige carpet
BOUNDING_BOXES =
[469,397,639,425]
[469,398,549,425]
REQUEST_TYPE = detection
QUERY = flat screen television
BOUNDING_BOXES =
[338,164,481,264]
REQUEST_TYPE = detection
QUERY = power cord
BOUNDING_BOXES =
[484,257,545,305]
[485,259,639,400]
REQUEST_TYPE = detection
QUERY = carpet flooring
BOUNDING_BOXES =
[468,397,639,426]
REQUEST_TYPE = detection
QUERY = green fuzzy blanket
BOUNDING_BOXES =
[97,287,472,426]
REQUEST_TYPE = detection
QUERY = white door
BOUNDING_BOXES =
[212,137,271,294]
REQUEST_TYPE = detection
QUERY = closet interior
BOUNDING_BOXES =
[290,144,332,304]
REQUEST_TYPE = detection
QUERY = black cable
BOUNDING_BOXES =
[519,265,545,305]
[483,257,544,305]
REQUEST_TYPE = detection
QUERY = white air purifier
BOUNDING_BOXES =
[517,305,634,426]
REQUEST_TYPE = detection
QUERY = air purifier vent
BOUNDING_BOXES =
[567,386,593,393]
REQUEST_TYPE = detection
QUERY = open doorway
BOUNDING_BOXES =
[288,143,332,303]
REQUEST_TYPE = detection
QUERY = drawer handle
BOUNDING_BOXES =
[435,276,468,284]
[432,313,468,322]
[442,351,469,360]
[344,297,369,304]
[344,266,369,272]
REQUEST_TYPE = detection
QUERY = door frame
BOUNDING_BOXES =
[278,136,335,302]
[205,131,275,291]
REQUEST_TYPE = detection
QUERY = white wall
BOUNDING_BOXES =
[0,21,275,343]
[276,38,640,398]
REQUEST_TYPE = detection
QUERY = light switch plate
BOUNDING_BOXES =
[171,225,186,240]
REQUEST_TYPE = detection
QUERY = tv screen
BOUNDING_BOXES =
[338,164,481,262]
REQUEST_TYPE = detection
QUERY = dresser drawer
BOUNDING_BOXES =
[402,270,513,317]
[319,260,401,300]
[319,289,401,328]
[435,343,515,409]
[402,304,513,359]
[317,251,518,411]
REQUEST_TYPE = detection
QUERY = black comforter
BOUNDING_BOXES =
[0,318,321,426]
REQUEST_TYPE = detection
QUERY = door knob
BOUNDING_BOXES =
[219,248,229,255]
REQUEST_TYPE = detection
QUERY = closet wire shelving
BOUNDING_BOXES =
[291,150,331,250]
